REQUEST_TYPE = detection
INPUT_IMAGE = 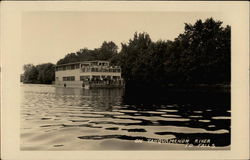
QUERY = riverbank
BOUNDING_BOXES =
[21,82,230,94]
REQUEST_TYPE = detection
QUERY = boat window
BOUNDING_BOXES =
[62,76,75,81]
[80,76,90,81]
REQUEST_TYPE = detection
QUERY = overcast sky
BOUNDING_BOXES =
[21,11,231,66]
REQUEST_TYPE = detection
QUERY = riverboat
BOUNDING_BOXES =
[54,60,124,89]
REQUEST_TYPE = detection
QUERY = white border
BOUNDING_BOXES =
[1,1,249,160]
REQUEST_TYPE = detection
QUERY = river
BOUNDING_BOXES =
[20,84,230,150]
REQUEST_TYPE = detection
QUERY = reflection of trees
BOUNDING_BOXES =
[55,88,124,111]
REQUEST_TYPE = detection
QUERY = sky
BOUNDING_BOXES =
[21,11,231,66]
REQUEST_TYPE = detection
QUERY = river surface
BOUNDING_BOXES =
[20,84,230,150]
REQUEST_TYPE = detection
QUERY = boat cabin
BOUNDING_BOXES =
[55,60,123,88]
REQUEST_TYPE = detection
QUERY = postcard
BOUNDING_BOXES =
[1,1,249,160]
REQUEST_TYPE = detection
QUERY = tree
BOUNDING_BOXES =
[36,63,55,84]
[118,18,230,88]
[168,18,231,84]
[53,18,231,88]
[22,63,55,84]
[56,41,118,65]
[119,32,154,86]
[96,41,118,60]
[23,64,38,83]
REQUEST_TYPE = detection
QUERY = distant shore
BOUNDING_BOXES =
[22,82,230,93]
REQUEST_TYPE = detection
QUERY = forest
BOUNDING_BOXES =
[22,18,231,89]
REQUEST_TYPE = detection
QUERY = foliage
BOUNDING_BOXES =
[23,64,39,83]
[166,18,231,84]
[36,63,55,84]
[118,18,231,88]
[24,18,230,87]
[23,63,55,84]
[56,41,118,65]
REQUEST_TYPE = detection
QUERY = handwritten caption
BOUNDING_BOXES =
[134,138,215,148]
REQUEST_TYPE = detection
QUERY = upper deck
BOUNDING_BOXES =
[55,61,121,73]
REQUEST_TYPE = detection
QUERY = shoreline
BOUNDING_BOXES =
[125,84,230,93]
[21,82,231,93]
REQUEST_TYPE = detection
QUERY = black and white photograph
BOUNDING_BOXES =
[20,11,232,150]
[1,1,249,160]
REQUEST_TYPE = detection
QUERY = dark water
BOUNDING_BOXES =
[21,84,230,150]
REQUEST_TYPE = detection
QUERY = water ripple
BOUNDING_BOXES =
[21,84,231,150]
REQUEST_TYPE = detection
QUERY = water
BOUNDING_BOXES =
[20,84,230,150]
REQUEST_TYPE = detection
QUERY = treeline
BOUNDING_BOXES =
[23,18,231,87]
[22,63,55,84]
[57,18,231,88]
[119,18,230,88]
